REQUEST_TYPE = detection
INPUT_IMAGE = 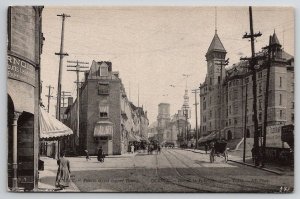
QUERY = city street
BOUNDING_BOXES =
[39,148,293,192]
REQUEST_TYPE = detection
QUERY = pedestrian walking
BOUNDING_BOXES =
[157,145,161,154]
[85,149,91,161]
[55,151,71,189]
[131,144,135,154]
[97,147,104,162]
[205,143,208,154]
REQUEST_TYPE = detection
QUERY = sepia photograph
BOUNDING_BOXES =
[6,5,294,193]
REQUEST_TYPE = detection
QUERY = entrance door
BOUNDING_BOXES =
[98,137,108,155]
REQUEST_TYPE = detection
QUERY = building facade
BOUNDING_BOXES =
[7,6,44,191]
[200,31,294,145]
[148,90,191,146]
[65,61,148,155]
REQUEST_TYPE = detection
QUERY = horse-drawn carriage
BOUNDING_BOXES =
[209,140,228,163]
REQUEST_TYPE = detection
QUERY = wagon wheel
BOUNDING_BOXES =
[224,149,228,163]
[210,149,215,163]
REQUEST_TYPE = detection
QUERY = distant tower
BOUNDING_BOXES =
[181,89,191,119]
[157,103,170,129]
[157,103,170,143]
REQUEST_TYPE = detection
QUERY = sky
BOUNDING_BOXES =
[40,6,294,127]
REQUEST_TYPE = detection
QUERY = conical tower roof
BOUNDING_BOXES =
[271,31,281,46]
[206,33,226,55]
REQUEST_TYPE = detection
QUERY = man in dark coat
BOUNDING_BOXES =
[97,147,104,162]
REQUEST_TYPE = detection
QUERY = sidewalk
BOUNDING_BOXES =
[38,151,139,192]
[184,148,294,176]
[38,156,80,192]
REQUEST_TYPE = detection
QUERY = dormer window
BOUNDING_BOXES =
[100,66,108,76]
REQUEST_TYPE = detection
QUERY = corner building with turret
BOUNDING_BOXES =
[200,31,294,145]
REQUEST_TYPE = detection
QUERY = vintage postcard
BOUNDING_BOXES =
[7,6,294,192]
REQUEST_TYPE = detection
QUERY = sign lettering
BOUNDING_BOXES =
[7,55,35,86]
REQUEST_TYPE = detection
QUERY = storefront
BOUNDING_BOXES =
[40,108,73,159]
[93,121,113,155]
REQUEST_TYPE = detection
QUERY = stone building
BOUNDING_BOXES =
[200,31,294,144]
[7,6,44,191]
[65,61,148,155]
[148,90,191,146]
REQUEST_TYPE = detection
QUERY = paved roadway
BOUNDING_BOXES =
[42,148,294,192]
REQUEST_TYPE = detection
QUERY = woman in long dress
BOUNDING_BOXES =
[55,151,71,189]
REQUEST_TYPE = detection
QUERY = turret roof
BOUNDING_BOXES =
[206,33,226,55]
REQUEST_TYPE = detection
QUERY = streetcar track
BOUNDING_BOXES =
[155,151,212,192]
[169,149,278,192]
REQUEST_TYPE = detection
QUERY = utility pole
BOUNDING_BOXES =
[55,13,70,121]
[243,82,248,163]
[192,89,200,149]
[67,60,89,149]
[241,6,262,166]
[61,91,71,108]
[45,85,54,113]
[215,58,229,140]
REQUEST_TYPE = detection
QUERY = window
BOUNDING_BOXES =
[210,110,212,118]
[98,83,109,94]
[210,78,212,85]
[218,76,220,84]
[259,99,262,110]
[292,113,294,122]
[229,119,231,125]
[203,101,206,110]
[258,72,262,78]
[280,77,282,87]
[229,106,232,114]
[99,105,109,118]
[280,110,283,119]
[234,118,238,125]
[258,83,262,94]
[259,113,262,121]
[100,66,108,76]
[279,94,282,105]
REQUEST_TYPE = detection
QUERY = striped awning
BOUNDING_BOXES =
[40,107,73,139]
[94,121,113,137]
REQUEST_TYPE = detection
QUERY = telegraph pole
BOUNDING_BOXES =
[55,13,70,121]
[243,82,248,163]
[67,60,89,148]
[215,58,229,140]
[241,6,262,166]
[192,89,200,149]
[45,85,54,113]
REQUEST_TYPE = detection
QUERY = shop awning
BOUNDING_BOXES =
[198,131,217,143]
[40,108,73,139]
[94,121,113,137]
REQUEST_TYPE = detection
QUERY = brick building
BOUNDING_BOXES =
[199,31,294,144]
[65,61,148,155]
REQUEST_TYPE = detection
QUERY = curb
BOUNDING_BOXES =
[183,148,283,175]
[228,159,282,175]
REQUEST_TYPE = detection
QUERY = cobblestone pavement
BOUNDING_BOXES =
[38,148,294,193]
